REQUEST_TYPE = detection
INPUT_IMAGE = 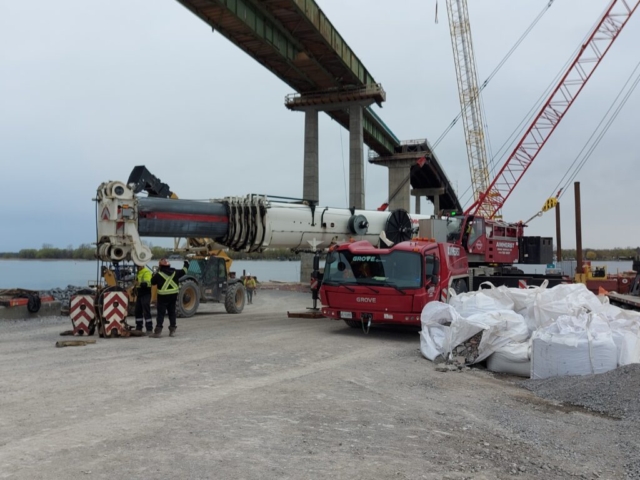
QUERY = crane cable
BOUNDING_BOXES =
[457,2,610,209]
[524,58,640,224]
[391,0,555,212]
[431,0,555,153]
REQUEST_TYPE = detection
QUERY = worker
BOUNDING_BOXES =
[150,258,188,338]
[244,273,256,304]
[134,264,153,335]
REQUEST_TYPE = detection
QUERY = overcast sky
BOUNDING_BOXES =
[1,0,638,251]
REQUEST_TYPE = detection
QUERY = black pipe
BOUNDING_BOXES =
[137,197,229,239]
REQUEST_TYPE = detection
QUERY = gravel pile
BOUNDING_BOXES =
[524,364,640,479]
[523,364,640,420]
[39,285,93,308]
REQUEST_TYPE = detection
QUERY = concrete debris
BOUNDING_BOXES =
[451,331,483,365]
[39,285,93,309]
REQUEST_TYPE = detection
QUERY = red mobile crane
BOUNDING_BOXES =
[319,0,640,328]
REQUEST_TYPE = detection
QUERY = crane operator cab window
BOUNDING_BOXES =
[446,217,464,242]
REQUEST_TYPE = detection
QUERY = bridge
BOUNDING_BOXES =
[175,0,461,213]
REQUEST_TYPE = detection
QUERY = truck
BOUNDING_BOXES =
[319,214,564,329]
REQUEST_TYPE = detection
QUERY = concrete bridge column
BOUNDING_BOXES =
[387,162,413,212]
[349,105,365,209]
[303,108,319,202]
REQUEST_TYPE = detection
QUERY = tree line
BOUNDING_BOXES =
[0,244,300,261]
[1,244,637,262]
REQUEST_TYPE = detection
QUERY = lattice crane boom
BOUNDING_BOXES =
[467,0,640,219]
[446,0,497,218]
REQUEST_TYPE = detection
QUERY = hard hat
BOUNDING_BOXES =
[247,272,250,276]
[159,258,170,266]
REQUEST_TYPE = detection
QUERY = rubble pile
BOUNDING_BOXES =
[39,285,92,309]
[451,331,482,364]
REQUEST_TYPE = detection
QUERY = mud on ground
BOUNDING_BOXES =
[0,290,635,479]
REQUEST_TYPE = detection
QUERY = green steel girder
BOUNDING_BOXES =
[174,0,400,155]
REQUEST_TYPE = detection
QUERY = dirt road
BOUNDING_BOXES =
[0,290,633,479]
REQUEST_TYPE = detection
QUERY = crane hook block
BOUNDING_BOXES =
[541,197,558,212]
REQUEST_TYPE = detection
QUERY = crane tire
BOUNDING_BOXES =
[225,282,245,314]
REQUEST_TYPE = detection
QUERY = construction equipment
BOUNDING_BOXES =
[94,172,434,321]
[467,0,640,219]
[319,1,639,329]
[445,0,496,218]
[124,166,242,317]
[607,257,640,312]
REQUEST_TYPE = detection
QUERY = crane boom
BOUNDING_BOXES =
[468,0,640,218]
[446,0,496,217]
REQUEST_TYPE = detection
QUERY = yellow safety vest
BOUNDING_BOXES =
[136,267,152,286]
[157,272,179,295]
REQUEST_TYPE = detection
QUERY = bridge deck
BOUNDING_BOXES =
[175,0,460,208]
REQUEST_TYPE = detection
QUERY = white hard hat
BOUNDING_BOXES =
[247,272,251,276]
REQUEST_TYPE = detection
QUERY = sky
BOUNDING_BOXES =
[0,0,638,251]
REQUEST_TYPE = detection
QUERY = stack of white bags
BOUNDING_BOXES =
[419,281,640,378]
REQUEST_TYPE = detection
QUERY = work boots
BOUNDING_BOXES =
[150,326,163,338]
[169,326,176,337]
[135,320,144,331]
[145,321,153,336]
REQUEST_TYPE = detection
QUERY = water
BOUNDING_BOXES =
[0,259,633,291]
[518,260,633,276]
[0,259,302,290]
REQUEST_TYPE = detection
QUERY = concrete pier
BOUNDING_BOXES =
[303,108,319,203]
[349,104,365,209]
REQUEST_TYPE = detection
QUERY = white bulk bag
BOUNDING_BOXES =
[486,342,531,377]
[530,314,617,379]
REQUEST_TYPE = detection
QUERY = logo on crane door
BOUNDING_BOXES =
[447,246,461,256]
[495,242,515,255]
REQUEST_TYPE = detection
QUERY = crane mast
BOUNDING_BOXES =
[468,0,640,218]
[446,0,496,218]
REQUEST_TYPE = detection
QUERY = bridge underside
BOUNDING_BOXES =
[175,0,461,212]
[370,141,462,213]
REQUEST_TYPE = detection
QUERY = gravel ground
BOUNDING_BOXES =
[523,365,640,478]
[0,290,635,479]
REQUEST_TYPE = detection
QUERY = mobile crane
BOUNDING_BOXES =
[320,0,639,328]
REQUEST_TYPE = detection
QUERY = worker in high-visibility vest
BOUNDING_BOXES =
[134,265,154,334]
[150,258,189,338]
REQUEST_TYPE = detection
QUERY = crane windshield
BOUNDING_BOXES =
[323,251,423,289]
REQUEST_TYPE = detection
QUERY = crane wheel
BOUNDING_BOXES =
[225,282,245,314]
[177,280,200,318]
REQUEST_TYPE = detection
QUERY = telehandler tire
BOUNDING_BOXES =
[177,280,200,318]
[225,282,245,314]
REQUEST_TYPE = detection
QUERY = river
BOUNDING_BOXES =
[0,260,303,290]
[0,259,633,291]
